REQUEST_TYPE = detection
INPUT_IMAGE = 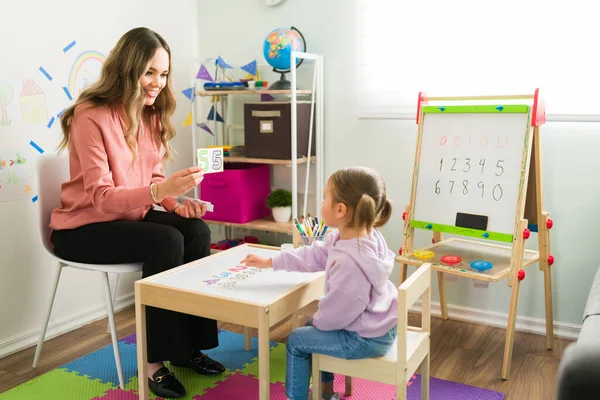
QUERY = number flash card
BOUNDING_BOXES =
[197,147,224,174]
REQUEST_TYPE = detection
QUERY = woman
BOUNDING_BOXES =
[49,27,223,398]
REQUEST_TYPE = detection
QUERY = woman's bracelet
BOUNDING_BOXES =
[171,203,182,213]
[150,183,160,203]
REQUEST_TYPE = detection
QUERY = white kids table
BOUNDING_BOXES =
[134,243,325,400]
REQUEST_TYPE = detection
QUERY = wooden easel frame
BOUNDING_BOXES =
[397,89,554,380]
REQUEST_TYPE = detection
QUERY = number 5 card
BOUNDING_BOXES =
[197,147,224,174]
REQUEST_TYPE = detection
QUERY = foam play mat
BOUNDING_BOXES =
[0,330,506,399]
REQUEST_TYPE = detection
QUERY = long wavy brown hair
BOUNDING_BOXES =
[57,27,176,162]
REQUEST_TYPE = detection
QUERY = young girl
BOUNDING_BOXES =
[241,167,398,400]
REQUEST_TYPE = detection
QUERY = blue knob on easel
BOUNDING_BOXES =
[482,232,489,238]
[425,224,432,229]
[496,105,504,111]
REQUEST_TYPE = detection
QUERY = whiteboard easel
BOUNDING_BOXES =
[397,89,554,380]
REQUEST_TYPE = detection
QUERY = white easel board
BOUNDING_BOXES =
[411,105,531,243]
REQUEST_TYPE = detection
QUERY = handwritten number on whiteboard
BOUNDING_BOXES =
[493,184,503,201]
[462,180,468,195]
[479,158,486,173]
[435,180,440,194]
[451,158,457,171]
[439,158,443,172]
[463,158,471,172]
[477,181,485,198]
[449,180,454,193]
[495,160,505,176]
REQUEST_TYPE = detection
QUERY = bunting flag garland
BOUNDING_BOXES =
[181,87,194,101]
[207,105,224,122]
[240,60,257,76]
[196,64,214,81]
[261,94,275,101]
[197,122,214,136]
[216,56,233,69]
[182,112,193,127]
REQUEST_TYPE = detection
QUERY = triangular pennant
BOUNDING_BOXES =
[196,64,214,81]
[216,56,232,69]
[256,69,262,81]
[240,73,255,82]
[207,105,224,122]
[240,60,257,76]
[224,75,234,82]
[210,95,221,103]
[261,94,275,101]
[198,122,214,136]
[181,87,194,101]
[182,112,193,127]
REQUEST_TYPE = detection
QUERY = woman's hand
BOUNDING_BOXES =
[156,167,204,200]
[240,254,272,268]
[173,199,207,219]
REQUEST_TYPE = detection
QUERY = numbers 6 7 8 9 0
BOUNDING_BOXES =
[434,179,503,201]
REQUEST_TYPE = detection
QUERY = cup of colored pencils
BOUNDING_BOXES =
[295,216,328,246]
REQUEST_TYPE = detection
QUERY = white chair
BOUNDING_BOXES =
[32,152,143,389]
[311,263,431,400]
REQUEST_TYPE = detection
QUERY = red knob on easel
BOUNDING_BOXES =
[546,219,554,229]
[399,247,403,255]
[517,270,525,281]
[432,237,436,244]
[402,211,408,221]
[548,255,555,265]
[523,229,531,239]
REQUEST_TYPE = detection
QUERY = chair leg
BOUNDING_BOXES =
[420,352,430,400]
[102,271,125,389]
[311,355,321,400]
[32,262,63,368]
[107,274,121,334]
[344,376,353,396]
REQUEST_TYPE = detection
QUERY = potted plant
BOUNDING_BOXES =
[266,189,292,223]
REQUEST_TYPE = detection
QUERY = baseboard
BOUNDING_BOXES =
[410,301,581,340]
[0,293,135,359]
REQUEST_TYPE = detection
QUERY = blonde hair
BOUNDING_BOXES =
[328,167,392,233]
[57,27,176,162]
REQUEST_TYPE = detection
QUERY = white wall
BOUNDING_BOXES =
[197,0,599,334]
[0,0,199,357]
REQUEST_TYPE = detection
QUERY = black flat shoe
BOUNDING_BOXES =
[148,367,186,398]
[172,350,225,375]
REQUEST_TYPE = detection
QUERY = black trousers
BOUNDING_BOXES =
[51,209,219,364]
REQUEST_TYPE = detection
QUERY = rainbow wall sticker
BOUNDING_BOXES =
[67,50,106,98]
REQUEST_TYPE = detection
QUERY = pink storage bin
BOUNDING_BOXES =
[200,163,271,223]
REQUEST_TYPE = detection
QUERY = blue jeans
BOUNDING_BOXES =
[285,320,397,400]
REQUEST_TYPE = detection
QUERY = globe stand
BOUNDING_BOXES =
[269,72,292,90]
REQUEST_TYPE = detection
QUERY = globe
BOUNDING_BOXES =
[263,26,306,89]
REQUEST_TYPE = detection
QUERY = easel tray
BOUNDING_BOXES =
[395,237,539,282]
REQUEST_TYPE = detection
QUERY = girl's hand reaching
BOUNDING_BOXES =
[240,254,272,268]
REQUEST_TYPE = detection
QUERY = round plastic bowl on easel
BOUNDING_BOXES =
[470,260,493,288]
[440,255,462,281]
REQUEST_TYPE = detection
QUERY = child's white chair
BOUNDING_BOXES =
[32,153,143,389]
[311,263,431,400]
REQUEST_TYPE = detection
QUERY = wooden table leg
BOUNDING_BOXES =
[244,326,252,350]
[258,307,270,400]
[135,284,149,400]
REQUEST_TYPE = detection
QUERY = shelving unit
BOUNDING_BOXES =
[191,52,324,246]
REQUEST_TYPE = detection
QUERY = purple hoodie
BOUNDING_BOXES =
[272,228,398,338]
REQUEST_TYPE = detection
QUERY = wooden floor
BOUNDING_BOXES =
[0,306,571,399]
